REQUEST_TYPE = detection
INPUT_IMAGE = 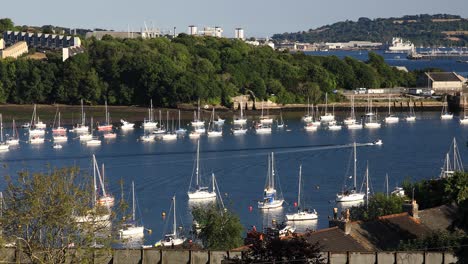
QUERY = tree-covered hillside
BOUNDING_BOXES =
[272,14,468,47]
[0,34,417,107]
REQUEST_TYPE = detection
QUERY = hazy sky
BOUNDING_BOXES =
[2,0,467,37]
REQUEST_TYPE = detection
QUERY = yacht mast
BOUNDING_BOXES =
[271,153,275,189]
[298,165,302,209]
[132,181,136,222]
[353,142,357,189]
[173,196,177,236]
[196,140,200,186]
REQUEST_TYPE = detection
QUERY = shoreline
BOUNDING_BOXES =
[0,101,446,126]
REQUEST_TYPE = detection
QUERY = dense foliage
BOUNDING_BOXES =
[1,167,113,263]
[192,205,244,250]
[0,35,416,107]
[349,193,406,221]
[272,14,468,47]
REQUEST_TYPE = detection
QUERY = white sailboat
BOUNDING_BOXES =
[207,108,222,137]
[95,160,115,206]
[302,98,313,122]
[86,117,102,146]
[29,104,46,136]
[277,112,285,129]
[188,141,217,200]
[233,124,247,135]
[364,96,381,129]
[312,105,321,126]
[384,95,399,123]
[119,181,145,238]
[191,100,205,127]
[336,143,365,202]
[120,119,135,130]
[304,121,318,131]
[286,165,318,221]
[162,112,177,141]
[346,96,363,129]
[0,114,10,151]
[406,98,416,122]
[152,110,167,135]
[460,96,468,124]
[440,138,463,178]
[255,122,272,134]
[320,93,335,122]
[142,99,158,129]
[73,100,89,133]
[259,102,273,124]
[441,96,453,120]
[98,101,113,131]
[6,119,19,145]
[159,196,186,247]
[233,99,247,125]
[53,112,68,142]
[258,153,284,209]
[175,110,187,135]
[140,132,155,142]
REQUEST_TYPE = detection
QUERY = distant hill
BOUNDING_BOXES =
[272,14,468,46]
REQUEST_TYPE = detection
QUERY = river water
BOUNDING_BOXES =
[0,110,467,245]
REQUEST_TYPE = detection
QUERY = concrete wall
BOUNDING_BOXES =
[0,248,458,264]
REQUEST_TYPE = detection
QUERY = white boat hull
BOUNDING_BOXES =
[86,139,101,146]
[256,128,271,134]
[460,118,468,124]
[344,118,356,125]
[121,124,135,129]
[320,115,335,122]
[191,121,205,127]
[0,144,9,151]
[140,135,154,142]
[336,193,365,202]
[233,129,247,135]
[73,126,89,133]
[188,191,216,200]
[441,114,453,120]
[305,124,318,131]
[160,238,185,247]
[406,116,416,122]
[347,123,362,129]
[53,135,68,142]
[79,134,92,141]
[286,211,318,221]
[364,122,381,128]
[30,137,44,144]
[385,116,399,123]
[142,122,157,129]
[302,116,312,123]
[195,128,206,133]
[233,119,247,125]
[328,125,342,131]
[188,132,200,139]
[258,199,284,209]
[207,131,222,137]
[120,226,144,237]
[6,139,19,145]
[29,129,45,136]
[260,118,273,124]
[162,134,177,141]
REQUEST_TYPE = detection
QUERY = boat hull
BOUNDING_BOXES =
[119,226,144,237]
[188,191,216,200]
[336,193,365,202]
[286,211,318,221]
[258,199,284,209]
[364,122,381,128]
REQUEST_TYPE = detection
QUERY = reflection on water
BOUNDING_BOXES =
[260,207,284,229]
[118,234,145,249]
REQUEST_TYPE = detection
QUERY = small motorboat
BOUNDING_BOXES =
[22,123,31,129]
[53,144,63,149]
[374,139,383,145]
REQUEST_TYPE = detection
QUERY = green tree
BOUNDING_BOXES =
[350,193,406,221]
[191,205,243,250]
[1,167,114,264]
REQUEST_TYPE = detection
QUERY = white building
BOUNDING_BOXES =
[188,25,198,36]
[0,38,4,50]
[234,28,245,40]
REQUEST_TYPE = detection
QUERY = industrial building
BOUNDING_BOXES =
[424,72,465,93]
[0,41,28,59]
[2,31,81,49]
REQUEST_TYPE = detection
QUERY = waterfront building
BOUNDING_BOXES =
[0,41,28,59]
[424,72,465,93]
[0,38,4,50]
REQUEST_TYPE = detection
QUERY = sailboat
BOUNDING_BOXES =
[460,96,468,124]
[162,112,177,141]
[441,96,453,120]
[440,138,463,178]
[86,117,102,146]
[255,122,272,134]
[6,119,19,145]
[73,99,89,133]
[259,102,273,124]
[320,93,335,122]
[52,112,68,142]
[304,105,319,131]
[52,111,67,134]
[152,110,166,135]
[233,124,247,135]
[74,155,112,224]
[258,153,284,209]
[406,98,416,122]
[336,143,365,202]
[277,112,285,129]
[328,105,342,130]
[364,96,381,129]
[119,181,144,238]
[159,196,186,247]
[142,100,158,129]
[191,100,205,127]
[286,165,318,221]
[98,101,113,131]
[0,114,10,151]
[207,108,222,137]
[346,96,363,129]
[384,95,399,123]
[188,141,216,200]
[302,98,313,122]
[233,99,247,125]
[120,119,135,130]
[175,110,187,135]
[29,104,46,136]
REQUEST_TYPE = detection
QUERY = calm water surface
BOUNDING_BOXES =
[0,110,467,244]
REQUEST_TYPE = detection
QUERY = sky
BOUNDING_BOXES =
[2,0,467,37]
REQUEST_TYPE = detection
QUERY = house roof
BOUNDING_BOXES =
[304,227,370,252]
[418,203,459,231]
[425,72,464,82]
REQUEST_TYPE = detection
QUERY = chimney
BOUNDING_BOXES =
[329,208,352,235]
[402,200,419,219]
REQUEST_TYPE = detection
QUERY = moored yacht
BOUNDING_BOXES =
[258,153,284,209]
